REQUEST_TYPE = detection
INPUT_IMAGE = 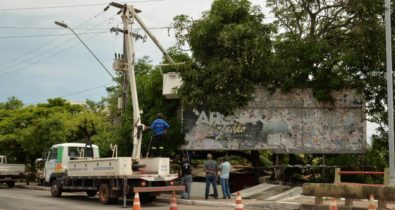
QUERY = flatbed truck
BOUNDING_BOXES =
[44,143,182,204]
[0,155,25,188]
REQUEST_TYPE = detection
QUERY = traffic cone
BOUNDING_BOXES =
[368,194,376,210]
[169,191,178,210]
[329,197,338,210]
[133,192,141,210]
[235,192,244,210]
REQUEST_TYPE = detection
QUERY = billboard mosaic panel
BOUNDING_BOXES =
[181,89,366,153]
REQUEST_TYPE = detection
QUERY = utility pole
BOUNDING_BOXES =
[385,0,395,185]
[109,2,177,162]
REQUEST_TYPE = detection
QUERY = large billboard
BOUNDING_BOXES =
[181,89,366,153]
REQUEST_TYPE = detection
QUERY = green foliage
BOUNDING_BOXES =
[0,97,115,165]
[0,96,24,110]
[173,0,274,115]
[172,0,390,122]
[103,57,184,157]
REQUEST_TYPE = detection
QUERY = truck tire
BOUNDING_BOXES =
[50,180,62,198]
[86,190,97,197]
[6,181,15,188]
[99,184,111,204]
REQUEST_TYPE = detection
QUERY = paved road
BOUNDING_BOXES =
[0,186,231,210]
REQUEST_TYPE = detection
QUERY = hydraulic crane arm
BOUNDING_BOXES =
[111,2,175,162]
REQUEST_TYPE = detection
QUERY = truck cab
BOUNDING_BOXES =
[0,156,7,164]
[44,143,99,185]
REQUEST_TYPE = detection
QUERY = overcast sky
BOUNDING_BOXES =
[0,0,267,105]
[0,0,378,140]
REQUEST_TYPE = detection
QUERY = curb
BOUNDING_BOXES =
[16,184,300,210]
[157,197,235,208]
[156,197,300,210]
[16,184,49,191]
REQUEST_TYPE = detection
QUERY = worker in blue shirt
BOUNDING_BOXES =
[145,113,170,157]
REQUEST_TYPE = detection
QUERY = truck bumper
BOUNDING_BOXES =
[133,185,185,193]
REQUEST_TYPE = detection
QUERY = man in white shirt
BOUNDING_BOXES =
[219,156,231,199]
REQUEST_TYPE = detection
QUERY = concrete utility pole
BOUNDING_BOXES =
[108,2,176,161]
[385,0,395,185]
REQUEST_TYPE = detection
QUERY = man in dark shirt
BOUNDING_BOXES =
[204,153,218,199]
[145,113,170,157]
[180,155,192,199]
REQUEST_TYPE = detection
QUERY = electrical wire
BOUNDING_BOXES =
[30,82,116,104]
[0,31,108,39]
[0,10,108,71]
[0,0,164,11]
[0,32,107,77]
[0,14,117,75]
[0,26,174,31]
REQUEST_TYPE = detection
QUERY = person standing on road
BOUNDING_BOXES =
[145,113,170,157]
[204,153,218,199]
[219,156,232,199]
[180,155,193,199]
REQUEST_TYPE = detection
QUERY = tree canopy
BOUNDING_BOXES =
[173,0,274,115]
[0,98,114,166]
[173,0,390,124]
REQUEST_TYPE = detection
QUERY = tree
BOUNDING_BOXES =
[267,0,387,120]
[0,98,115,170]
[266,0,392,181]
[104,57,184,156]
[0,96,24,110]
[173,0,274,115]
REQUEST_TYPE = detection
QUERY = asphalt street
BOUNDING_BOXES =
[0,186,231,210]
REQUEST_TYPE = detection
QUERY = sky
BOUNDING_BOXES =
[0,0,379,140]
[0,0,268,105]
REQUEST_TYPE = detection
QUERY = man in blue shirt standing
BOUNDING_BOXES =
[146,113,170,157]
[219,156,232,199]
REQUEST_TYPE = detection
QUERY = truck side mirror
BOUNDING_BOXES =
[42,152,48,160]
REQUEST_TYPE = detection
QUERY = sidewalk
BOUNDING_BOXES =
[13,182,395,209]
[14,182,300,210]
[157,194,299,210]
[157,182,300,210]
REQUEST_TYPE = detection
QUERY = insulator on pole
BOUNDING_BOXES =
[117,97,123,110]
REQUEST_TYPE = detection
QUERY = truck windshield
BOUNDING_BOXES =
[68,147,93,158]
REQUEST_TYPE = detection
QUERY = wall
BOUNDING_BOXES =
[181,89,366,153]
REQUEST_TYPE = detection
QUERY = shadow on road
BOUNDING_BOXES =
[50,193,167,207]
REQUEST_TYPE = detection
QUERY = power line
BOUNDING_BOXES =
[0,31,108,39]
[0,26,60,30]
[0,33,106,77]
[0,26,174,31]
[0,10,108,71]
[0,0,164,11]
[30,82,116,104]
[0,26,110,30]
[0,14,116,74]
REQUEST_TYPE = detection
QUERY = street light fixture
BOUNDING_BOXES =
[54,21,68,28]
[54,20,119,84]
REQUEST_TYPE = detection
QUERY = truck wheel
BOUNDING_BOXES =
[6,181,15,188]
[98,184,111,204]
[86,190,97,197]
[50,180,62,198]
